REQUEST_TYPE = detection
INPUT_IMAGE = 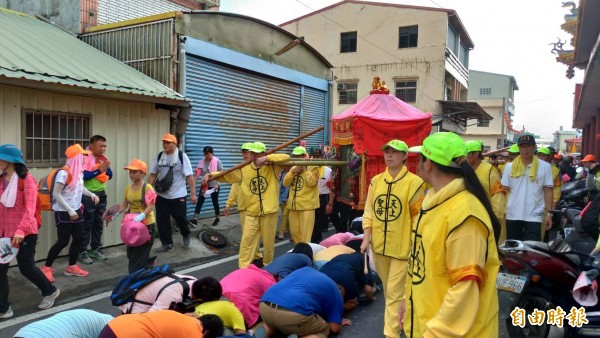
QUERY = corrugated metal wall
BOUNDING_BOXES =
[79,19,176,89]
[0,84,171,261]
[184,55,326,218]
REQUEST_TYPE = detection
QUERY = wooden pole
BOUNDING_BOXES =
[483,146,511,157]
[278,160,348,167]
[207,126,324,182]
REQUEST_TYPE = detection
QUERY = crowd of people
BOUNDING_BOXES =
[0,130,592,337]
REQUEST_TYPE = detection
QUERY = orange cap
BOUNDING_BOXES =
[161,133,177,143]
[124,159,147,173]
[65,144,91,159]
[582,154,596,162]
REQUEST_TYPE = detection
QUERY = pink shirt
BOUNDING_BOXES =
[220,264,276,326]
[0,174,39,238]
[118,274,196,314]
[319,232,354,248]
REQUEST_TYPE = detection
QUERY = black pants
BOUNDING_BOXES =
[127,224,155,273]
[339,203,362,234]
[194,188,220,217]
[155,196,190,246]
[81,191,107,252]
[46,210,84,266]
[313,194,330,242]
[506,220,542,241]
[330,200,343,233]
[0,235,56,312]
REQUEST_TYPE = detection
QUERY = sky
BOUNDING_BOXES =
[220,0,584,138]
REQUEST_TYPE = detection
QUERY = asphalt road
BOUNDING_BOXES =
[0,241,385,338]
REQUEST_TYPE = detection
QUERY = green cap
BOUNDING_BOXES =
[240,142,253,151]
[408,132,467,168]
[537,147,550,155]
[508,144,520,153]
[381,139,408,152]
[250,142,267,153]
[292,146,307,155]
[465,140,483,153]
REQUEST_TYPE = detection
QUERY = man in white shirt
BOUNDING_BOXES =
[148,134,197,252]
[501,134,554,241]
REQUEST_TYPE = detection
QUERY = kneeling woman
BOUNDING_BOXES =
[405,132,501,338]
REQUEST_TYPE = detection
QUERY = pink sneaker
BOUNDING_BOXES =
[40,266,54,283]
[64,265,89,277]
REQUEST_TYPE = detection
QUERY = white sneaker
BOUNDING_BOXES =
[38,288,60,310]
[0,306,13,319]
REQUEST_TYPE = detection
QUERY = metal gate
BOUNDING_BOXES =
[184,55,324,218]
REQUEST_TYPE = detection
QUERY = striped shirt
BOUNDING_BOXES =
[13,309,113,338]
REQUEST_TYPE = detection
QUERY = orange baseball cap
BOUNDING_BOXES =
[582,154,596,163]
[161,133,177,143]
[124,159,148,173]
[65,144,91,159]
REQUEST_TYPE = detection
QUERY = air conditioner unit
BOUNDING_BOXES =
[337,83,347,90]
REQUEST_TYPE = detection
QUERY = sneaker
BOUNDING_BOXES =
[183,235,191,247]
[79,251,93,265]
[40,266,55,283]
[154,244,174,253]
[211,217,220,226]
[38,288,60,310]
[0,306,13,319]
[88,249,107,261]
[64,265,89,277]
[188,219,198,228]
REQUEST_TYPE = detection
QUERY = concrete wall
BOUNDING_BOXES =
[0,84,171,260]
[0,0,81,33]
[281,3,450,117]
[468,70,516,101]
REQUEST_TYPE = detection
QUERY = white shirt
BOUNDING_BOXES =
[52,170,84,212]
[501,160,554,222]
[318,166,332,195]
[149,152,194,199]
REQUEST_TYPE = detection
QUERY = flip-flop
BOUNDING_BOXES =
[102,204,121,222]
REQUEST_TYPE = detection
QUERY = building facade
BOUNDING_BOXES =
[280,0,491,134]
[81,11,333,218]
[463,70,519,152]
[0,9,188,259]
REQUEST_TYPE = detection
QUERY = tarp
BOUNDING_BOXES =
[332,93,432,155]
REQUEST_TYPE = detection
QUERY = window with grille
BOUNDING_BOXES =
[23,110,91,166]
[340,32,357,53]
[338,83,358,104]
[399,25,418,48]
[395,80,417,102]
[477,119,490,127]
[480,88,492,95]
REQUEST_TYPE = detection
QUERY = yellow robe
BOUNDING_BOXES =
[405,178,499,338]
[363,166,425,259]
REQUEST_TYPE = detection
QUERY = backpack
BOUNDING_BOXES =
[110,264,193,313]
[153,151,184,193]
[37,166,72,211]
[18,177,43,228]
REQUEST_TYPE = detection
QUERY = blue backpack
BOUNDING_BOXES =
[110,264,191,311]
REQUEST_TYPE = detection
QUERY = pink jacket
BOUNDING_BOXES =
[0,174,39,238]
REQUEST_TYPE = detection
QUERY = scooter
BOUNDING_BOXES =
[498,238,600,337]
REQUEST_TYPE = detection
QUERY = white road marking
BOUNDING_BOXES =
[0,240,289,329]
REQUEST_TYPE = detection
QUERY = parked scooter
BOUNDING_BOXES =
[498,238,600,337]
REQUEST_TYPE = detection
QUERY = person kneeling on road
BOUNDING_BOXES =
[99,310,223,338]
[118,273,197,314]
[192,276,247,336]
[319,253,376,311]
[263,242,313,280]
[259,267,351,338]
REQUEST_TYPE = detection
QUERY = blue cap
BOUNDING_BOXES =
[0,144,25,165]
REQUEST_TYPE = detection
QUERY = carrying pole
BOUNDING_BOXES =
[206,126,324,182]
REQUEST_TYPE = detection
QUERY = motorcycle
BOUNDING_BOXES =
[498,238,600,337]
